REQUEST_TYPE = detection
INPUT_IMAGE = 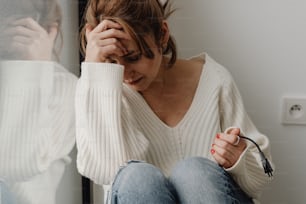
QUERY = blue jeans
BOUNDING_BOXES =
[110,157,253,204]
[0,181,15,204]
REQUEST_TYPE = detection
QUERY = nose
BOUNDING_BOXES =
[123,65,135,79]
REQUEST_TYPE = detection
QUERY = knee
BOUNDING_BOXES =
[113,161,168,191]
[122,162,165,181]
[169,158,252,203]
[111,162,177,203]
[170,157,226,182]
[172,157,222,173]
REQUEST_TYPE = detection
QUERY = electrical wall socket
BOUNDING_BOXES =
[282,97,306,125]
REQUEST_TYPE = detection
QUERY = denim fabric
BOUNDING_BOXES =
[169,157,252,204]
[0,181,15,204]
[111,161,177,204]
[110,157,253,204]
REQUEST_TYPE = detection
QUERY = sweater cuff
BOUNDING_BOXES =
[0,60,54,88]
[81,62,124,89]
[225,145,248,175]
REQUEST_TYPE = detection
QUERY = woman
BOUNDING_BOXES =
[0,0,77,203]
[76,0,274,203]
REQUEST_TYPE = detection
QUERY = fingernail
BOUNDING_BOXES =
[210,149,215,154]
[216,133,220,139]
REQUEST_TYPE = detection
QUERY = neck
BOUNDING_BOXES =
[140,57,174,97]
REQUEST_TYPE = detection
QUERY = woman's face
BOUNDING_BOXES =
[113,35,164,92]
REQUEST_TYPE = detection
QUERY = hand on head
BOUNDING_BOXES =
[85,20,130,63]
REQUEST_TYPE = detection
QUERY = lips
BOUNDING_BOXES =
[124,76,143,85]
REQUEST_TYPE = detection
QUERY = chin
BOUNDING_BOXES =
[128,85,144,92]
[125,78,149,91]
[126,83,148,92]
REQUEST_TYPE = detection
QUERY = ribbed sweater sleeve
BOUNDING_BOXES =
[76,62,149,185]
[0,61,76,182]
[219,69,274,199]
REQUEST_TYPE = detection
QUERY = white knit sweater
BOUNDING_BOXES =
[0,61,77,204]
[76,53,273,202]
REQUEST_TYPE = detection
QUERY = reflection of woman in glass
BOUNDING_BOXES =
[0,0,61,61]
[0,0,77,203]
[77,0,274,203]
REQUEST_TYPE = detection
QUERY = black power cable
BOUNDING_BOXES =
[239,136,274,177]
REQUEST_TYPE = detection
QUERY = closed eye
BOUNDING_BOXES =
[124,54,141,63]
[122,50,142,63]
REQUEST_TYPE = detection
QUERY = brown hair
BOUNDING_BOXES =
[80,0,177,67]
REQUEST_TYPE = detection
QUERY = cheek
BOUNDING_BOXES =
[124,63,146,75]
[144,62,160,80]
[124,55,162,79]
[131,61,156,75]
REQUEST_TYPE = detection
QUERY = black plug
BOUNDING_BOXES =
[239,136,273,178]
[259,151,274,178]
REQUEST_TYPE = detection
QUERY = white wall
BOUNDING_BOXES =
[56,0,82,204]
[169,0,306,203]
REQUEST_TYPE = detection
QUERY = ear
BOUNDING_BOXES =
[161,20,170,47]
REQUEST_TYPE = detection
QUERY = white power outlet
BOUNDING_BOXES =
[282,97,306,125]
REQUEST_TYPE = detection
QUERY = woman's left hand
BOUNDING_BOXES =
[211,128,247,168]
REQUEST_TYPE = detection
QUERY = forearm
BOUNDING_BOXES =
[225,129,273,198]
[219,73,274,198]
[76,62,148,185]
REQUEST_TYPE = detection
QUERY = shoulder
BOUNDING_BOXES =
[202,53,236,88]
[204,54,232,80]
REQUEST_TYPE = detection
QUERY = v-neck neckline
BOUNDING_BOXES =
[124,53,209,130]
